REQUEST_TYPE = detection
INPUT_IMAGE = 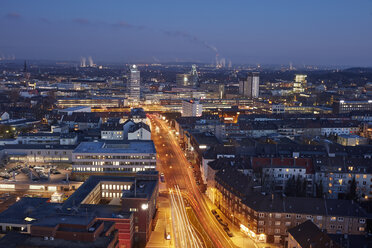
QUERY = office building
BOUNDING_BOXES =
[333,100,372,114]
[176,73,191,87]
[182,100,203,117]
[190,64,199,87]
[128,65,141,102]
[239,72,259,98]
[72,140,157,179]
[0,174,159,248]
[293,74,307,93]
[57,97,123,108]
[176,65,198,87]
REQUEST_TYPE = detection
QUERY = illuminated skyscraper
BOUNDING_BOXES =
[190,64,198,87]
[128,65,141,102]
[293,74,307,93]
[176,73,190,87]
[239,72,259,98]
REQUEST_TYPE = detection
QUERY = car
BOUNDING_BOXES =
[226,231,233,237]
[211,209,217,215]
[224,226,230,232]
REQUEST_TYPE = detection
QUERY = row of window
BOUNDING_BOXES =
[75,155,156,160]
[101,184,131,190]
[73,161,156,166]
[73,167,155,172]
[257,213,365,224]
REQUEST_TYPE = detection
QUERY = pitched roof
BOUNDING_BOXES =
[288,220,339,248]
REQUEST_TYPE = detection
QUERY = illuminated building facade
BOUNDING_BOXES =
[128,65,141,102]
[333,100,372,114]
[239,72,259,98]
[293,74,307,93]
[72,141,157,179]
[181,100,203,117]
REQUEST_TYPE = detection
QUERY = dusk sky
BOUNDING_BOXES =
[1,0,372,66]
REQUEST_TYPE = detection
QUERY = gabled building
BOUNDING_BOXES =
[128,122,151,141]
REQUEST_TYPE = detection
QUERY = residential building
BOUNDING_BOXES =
[336,134,368,146]
[128,122,151,140]
[101,123,124,140]
[181,100,202,117]
[288,220,340,248]
[130,108,147,123]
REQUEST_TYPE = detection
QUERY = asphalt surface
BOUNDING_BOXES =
[149,115,256,248]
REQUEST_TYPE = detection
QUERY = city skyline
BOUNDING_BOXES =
[1,0,372,66]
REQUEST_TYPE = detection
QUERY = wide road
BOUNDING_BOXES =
[149,115,242,248]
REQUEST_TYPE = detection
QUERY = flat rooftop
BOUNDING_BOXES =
[0,230,116,248]
[59,106,91,112]
[63,175,158,210]
[73,140,156,154]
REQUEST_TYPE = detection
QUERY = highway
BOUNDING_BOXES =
[149,115,247,248]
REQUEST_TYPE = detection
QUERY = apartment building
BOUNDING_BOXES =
[213,170,368,245]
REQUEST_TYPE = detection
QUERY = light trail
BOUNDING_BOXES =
[169,186,204,248]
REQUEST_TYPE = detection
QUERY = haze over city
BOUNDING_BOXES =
[0,1,372,248]
[1,0,372,66]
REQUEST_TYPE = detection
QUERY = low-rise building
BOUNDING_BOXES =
[213,170,368,245]
[3,144,75,163]
[101,123,124,140]
[337,134,368,146]
[128,122,151,141]
[0,174,159,248]
[288,220,339,248]
[72,141,157,179]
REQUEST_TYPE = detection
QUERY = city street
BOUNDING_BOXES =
[149,115,258,248]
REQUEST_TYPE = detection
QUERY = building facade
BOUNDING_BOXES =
[72,141,157,179]
[181,100,203,117]
[239,72,259,98]
[128,65,141,102]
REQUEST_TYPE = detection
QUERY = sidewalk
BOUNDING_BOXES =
[204,196,281,248]
[146,195,174,248]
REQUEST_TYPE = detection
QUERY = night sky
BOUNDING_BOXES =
[1,0,372,66]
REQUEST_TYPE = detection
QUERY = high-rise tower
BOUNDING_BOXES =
[128,65,141,102]
[239,72,259,98]
[190,64,198,87]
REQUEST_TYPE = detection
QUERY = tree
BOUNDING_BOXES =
[285,176,295,196]
[316,180,324,198]
[301,178,307,197]
[347,177,357,200]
